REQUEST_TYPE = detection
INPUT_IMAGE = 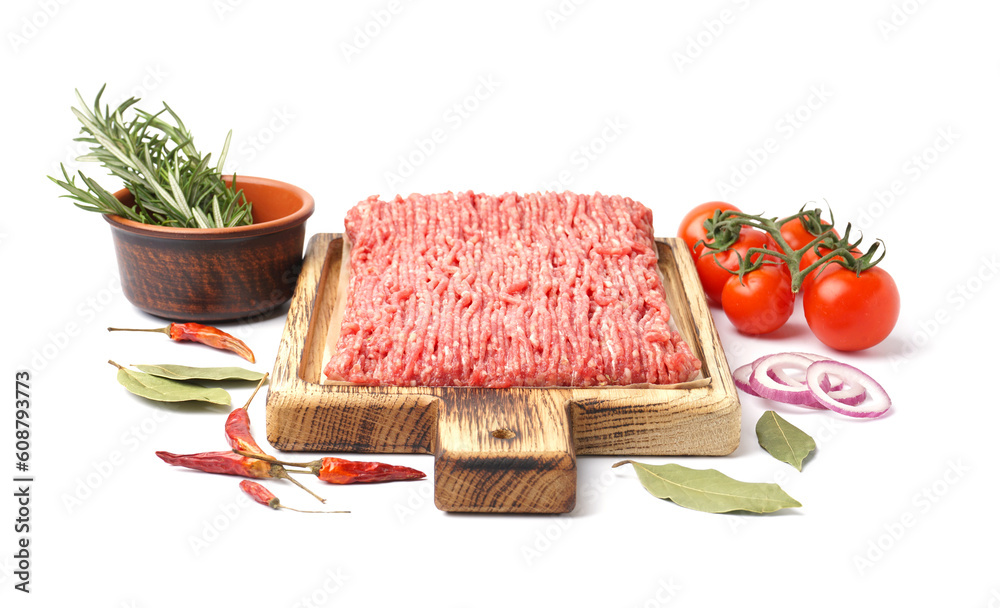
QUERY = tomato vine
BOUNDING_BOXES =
[696,206,887,293]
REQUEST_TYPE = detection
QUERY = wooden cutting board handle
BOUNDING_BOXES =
[433,388,576,513]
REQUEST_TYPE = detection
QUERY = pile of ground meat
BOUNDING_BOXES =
[324,191,702,387]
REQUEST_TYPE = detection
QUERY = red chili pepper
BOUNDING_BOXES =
[235,451,426,484]
[156,450,274,478]
[108,322,255,362]
[156,450,326,503]
[316,458,426,484]
[239,481,349,514]
[225,373,269,455]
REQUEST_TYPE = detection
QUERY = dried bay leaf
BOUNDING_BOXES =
[612,460,801,514]
[110,361,231,405]
[133,364,265,383]
[756,410,816,471]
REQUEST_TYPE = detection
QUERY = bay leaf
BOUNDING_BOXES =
[133,364,265,383]
[612,460,801,514]
[114,366,231,405]
[756,410,816,471]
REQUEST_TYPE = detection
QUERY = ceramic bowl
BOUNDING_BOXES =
[105,175,314,321]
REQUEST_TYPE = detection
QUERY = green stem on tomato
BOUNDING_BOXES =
[697,208,886,293]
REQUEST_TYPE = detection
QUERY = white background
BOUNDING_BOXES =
[2,1,999,606]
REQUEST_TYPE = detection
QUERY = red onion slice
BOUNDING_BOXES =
[748,353,819,405]
[805,361,891,418]
[771,353,831,387]
[732,362,759,396]
[821,372,867,405]
[792,352,829,362]
[761,353,860,406]
[818,374,845,393]
[769,367,804,387]
[818,370,846,392]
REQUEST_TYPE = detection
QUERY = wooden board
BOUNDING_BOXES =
[267,233,740,513]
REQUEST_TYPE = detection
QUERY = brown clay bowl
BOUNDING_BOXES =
[105,175,314,322]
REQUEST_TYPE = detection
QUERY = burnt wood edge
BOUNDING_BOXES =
[266,233,333,450]
[570,390,741,456]
[267,384,738,455]
[432,465,577,514]
[433,431,577,514]
[266,385,439,453]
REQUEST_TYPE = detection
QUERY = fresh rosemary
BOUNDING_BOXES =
[48,85,253,228]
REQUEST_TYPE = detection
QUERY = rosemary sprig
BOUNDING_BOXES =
[48,85,253,228]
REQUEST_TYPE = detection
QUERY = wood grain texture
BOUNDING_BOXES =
[266,233,740,512]
[434,389,575,513]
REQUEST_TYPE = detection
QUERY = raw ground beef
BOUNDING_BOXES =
[324,191,701,387]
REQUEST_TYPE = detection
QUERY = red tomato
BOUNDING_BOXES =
[800,246,861,290]
[695,228,778,304]
[780,216,835,250]
[677,202,741,258]
[780,217,837,271]
[721,265,794,335]
[803,265,900,351]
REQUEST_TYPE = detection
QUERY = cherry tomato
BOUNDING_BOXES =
[780,217,837,271]
[780,216,835,250]
[721,265,794,335]
[802,265,899,351]
[800,246,861,290]
[677,202,741,258]
[695,228,778,304]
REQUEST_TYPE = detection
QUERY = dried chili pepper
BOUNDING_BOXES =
[156,450,325,503]
[236,451,426,484]
[239,481,349,514]
[108,322,255,362]
[312,458,426,484]
[226,373,269,455]
[157,450,272,477]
